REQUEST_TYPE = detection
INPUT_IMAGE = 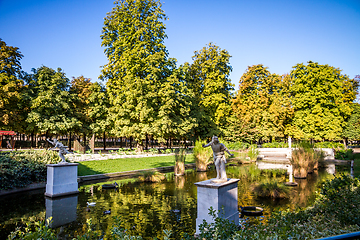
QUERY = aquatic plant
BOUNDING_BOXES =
[291,142,325,178]
[138,170,165,183]
[252,180,290,199]
[174,148,186,176]
[247,144,259,161]
[193,139,212,172]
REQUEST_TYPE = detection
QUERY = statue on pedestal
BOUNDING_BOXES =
[203,136,234,183]
[47,138,73,164]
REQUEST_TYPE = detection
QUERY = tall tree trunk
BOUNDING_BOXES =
[103,131,106,150]
[45,131,49,148]
[68,132,72,151]
[31,132,34,148]
[145,135,149,150]
[130,137,133,150]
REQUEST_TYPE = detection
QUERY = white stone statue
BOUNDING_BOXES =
[202,136,234,183]
[47,138,73,164]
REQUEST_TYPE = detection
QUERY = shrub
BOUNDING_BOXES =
[335,149,354,160]
[234,174,360,239]
[262,141,288,148]
[183,207,239,240]
[9,217,156,240]
[222,141,250,151]
[149,148,158,154]
[314,141,345,150]
[0,150,61,190]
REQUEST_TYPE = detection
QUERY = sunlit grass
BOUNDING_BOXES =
[77,155,195,176]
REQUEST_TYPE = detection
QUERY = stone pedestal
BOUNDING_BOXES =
[45,194,78,228]
[195,178,240,235]
[45,163,79,198]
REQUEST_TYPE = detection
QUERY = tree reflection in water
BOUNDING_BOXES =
[0,163,335,239]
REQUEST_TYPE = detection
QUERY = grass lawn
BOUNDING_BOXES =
[77,154,196,176]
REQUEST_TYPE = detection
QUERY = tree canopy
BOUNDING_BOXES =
[100,0,195,149]
[188,43,234,138]
[232,65,293,143]
[0,39,26,132]
[289,61,357,141]
[26,66,80,136]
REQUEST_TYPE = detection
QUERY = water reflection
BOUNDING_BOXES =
[326,163,336,175]
[45,194,78,228]
[0,163,336,239]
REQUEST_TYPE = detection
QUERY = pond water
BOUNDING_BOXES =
[0,163,338,239]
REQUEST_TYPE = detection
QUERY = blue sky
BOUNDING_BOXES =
[1,0,359,90]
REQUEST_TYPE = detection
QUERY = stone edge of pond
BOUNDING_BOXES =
[0,163,197,197]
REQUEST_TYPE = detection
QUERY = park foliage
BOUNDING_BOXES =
[0,150,60,190]
[0,0,359,150]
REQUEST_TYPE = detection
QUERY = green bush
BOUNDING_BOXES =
[234,174,360,239]
[262,141,288,148]
[314,141,345,150]
[9,216,171,240]
[224,141,250,151]
[183,207,239,240]
[0,150,61,190]
[335,149,354,160]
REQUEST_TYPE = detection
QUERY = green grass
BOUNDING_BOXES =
[76,155,195,176]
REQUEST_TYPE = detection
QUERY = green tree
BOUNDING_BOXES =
[87,82,110,137]
[0,39,27,132]
[153,64,197,143]
[289,61,357,141]
[70,76,92,141]
[188,43,234,138]
[100,0,190,150]
[232,64,293,143]
[343,103,360,142]
[26,66,80,136]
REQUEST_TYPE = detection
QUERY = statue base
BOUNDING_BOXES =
[45,163,79,198]
[194,178,240,235]
[211,178,228,183]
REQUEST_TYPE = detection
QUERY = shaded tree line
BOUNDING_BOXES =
[1,0,359,150]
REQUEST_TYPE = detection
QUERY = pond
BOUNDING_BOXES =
[0,163,338,239]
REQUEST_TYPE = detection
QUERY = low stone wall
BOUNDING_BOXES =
[258,148,291,160]
[258,148,335,160]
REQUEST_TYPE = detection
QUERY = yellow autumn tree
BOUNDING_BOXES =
[232,64,293,143]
